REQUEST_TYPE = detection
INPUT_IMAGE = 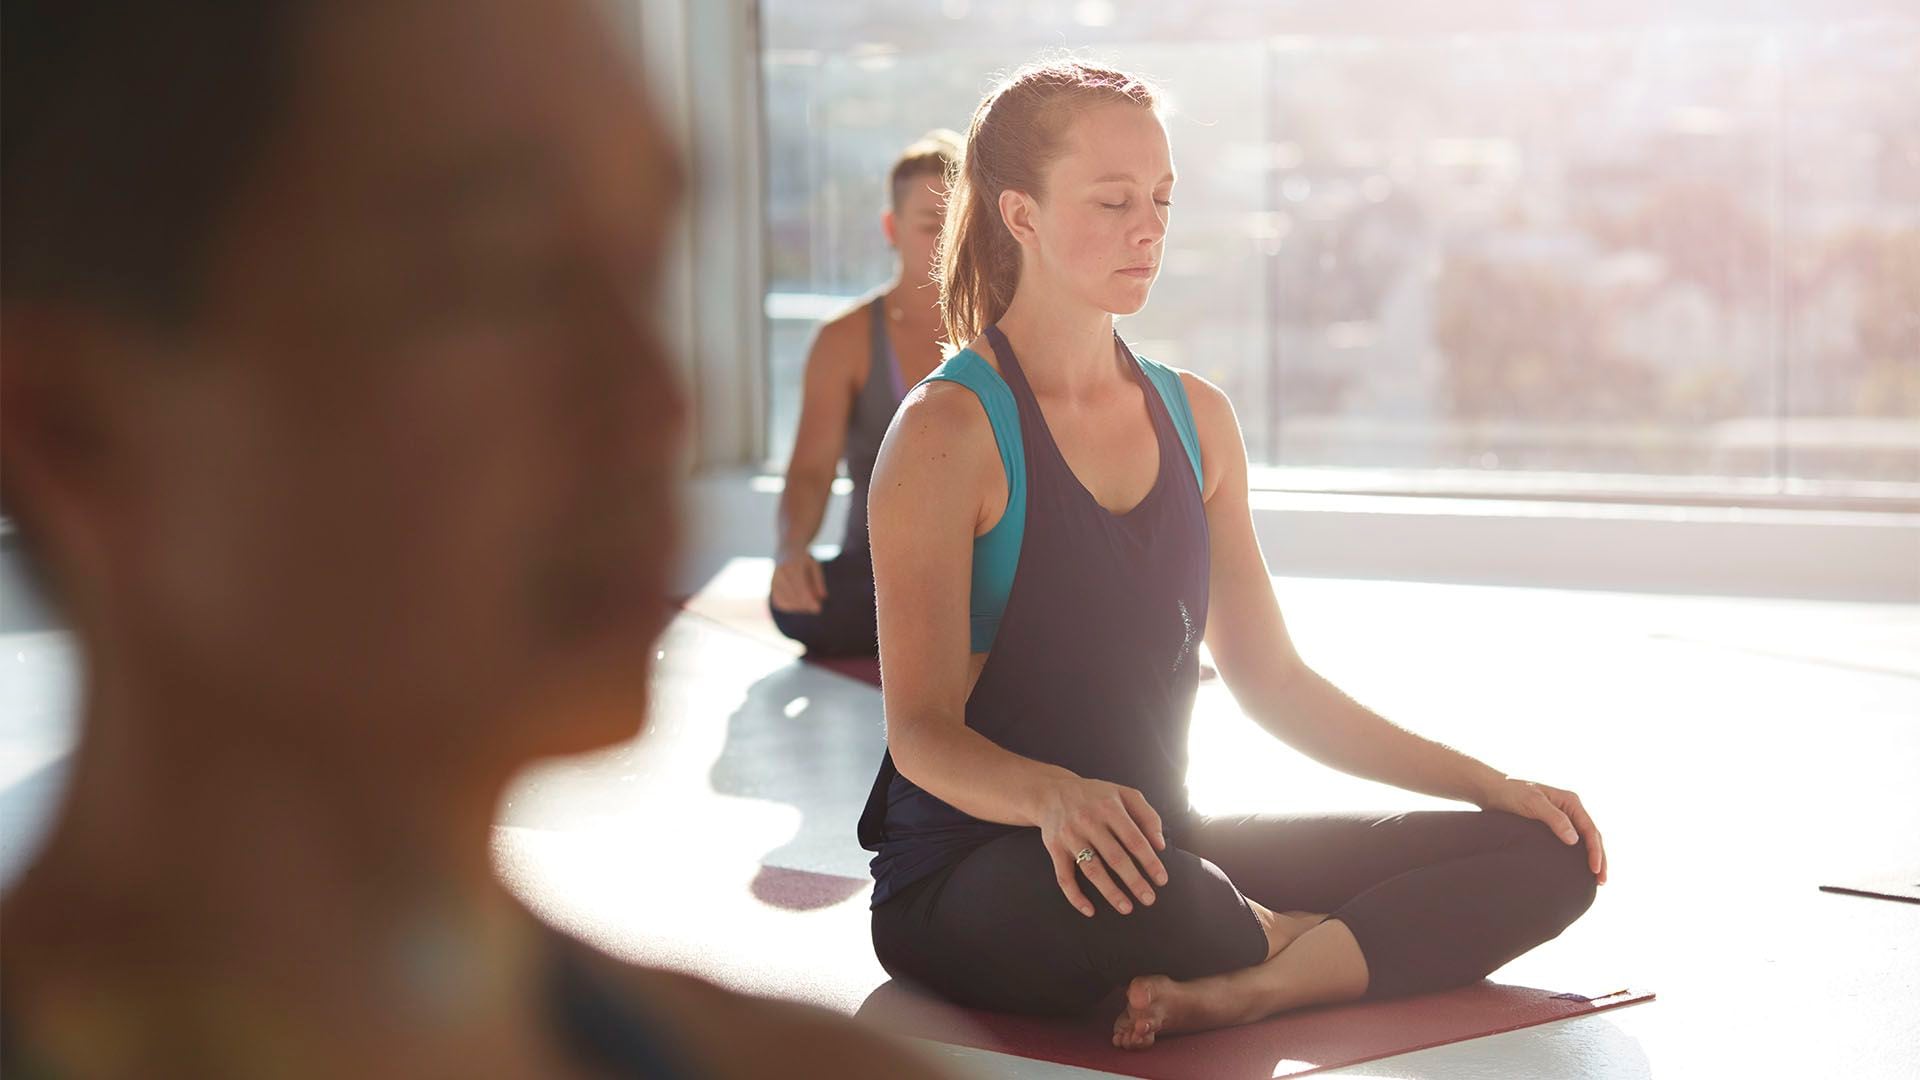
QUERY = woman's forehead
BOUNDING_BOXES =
[1056,105,1173,185]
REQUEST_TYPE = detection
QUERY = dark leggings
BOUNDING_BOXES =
[870,809,1598,1016]
[768,552,878,658]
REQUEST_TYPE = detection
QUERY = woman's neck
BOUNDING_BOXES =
[2,657,558,1072]
[995,283,1120,398]
[886,272,942,326]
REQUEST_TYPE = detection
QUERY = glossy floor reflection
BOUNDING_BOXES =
[5,563,1917,1077]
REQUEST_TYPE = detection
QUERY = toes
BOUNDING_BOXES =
[1111,1009,1157,1051]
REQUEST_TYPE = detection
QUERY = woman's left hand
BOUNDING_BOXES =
[1477,777,1608,884]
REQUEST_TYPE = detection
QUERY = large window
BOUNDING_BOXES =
[760,2,1920,503]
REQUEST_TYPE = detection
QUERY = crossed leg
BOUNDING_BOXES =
[1112,810,1598,1049]
[870,809,1596,1048]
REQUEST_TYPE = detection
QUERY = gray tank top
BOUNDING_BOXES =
[840,297,906,559]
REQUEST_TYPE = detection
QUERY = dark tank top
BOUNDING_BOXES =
[857,324,1211,907]
[839,298,907,561]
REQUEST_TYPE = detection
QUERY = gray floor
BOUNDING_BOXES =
[5,562,1918,1077]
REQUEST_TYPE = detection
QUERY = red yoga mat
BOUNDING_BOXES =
[858,977,1653,1080]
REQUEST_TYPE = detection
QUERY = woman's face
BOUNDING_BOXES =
[38,0,688,769]
[886,173,949,298]
[1024,102,1174,317]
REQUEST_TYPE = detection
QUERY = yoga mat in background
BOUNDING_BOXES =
[859,978,1654,1080]
[680,559,882,687]
[1820,875,1920,905]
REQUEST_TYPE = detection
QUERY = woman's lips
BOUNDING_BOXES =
[1117,265,1157,278]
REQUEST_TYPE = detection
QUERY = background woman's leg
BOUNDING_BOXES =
[769,553,879,657]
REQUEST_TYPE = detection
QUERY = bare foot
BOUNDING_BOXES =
[1111,974,1249,1050]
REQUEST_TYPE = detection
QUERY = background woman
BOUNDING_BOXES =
[770,131,961,657]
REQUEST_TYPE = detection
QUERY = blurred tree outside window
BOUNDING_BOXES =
[760,2,1920,503]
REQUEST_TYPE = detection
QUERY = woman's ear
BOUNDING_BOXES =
[997,188,1039,248]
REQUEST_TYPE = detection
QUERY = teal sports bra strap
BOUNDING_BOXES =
[918,350,1025,654]
[1135,355,1205,493]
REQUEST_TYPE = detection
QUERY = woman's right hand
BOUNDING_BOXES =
[770,551,827,614]
[1036,777,1170,918]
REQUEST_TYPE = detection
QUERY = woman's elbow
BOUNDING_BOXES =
[885,718,942,787]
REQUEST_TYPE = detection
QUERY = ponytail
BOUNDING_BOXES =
[935,58,1161,350]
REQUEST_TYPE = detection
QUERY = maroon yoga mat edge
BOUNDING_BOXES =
[1818,883,1920,905]
[676,603,883,688]
[857,978,1657,1080]
[1308,987,1656,1079]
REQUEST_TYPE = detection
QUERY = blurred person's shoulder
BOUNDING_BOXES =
[563,937,956,1079]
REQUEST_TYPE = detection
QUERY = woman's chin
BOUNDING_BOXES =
[1103,284,1155,317]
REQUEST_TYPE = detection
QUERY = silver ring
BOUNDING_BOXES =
[1074,847,1096,865]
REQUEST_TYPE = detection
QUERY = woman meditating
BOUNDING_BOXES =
[856,58,1606,1050]
[769,131,960,657]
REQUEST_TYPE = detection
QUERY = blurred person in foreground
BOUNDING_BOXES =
[0,1,948,1076]
[768,131,960,657]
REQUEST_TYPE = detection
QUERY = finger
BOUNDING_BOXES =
[1050,848,1096,918]
[1090,826,1157,907]
[779,570,822,614]
[1109,796,1168,887]
[774,587,819,615]
[1533,793,1578,844]
[1073,841,1137,915]
[1118,787,1168,856]
[1567,803,1605,877]
[808,561,828,602]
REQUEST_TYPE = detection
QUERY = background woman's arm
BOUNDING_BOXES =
[773,317,859,612]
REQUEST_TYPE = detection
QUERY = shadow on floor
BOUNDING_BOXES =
[706,659,886,904]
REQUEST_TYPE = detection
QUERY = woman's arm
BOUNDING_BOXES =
[1184,373,1607,879]
[772,317,860,613]
[871,383,1170,916]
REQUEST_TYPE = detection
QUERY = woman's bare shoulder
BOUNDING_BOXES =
[887,374,996,459]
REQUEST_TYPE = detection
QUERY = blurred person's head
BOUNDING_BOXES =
[1,0,686,787]
[936,58,1170,348]
[883,129,961,297]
